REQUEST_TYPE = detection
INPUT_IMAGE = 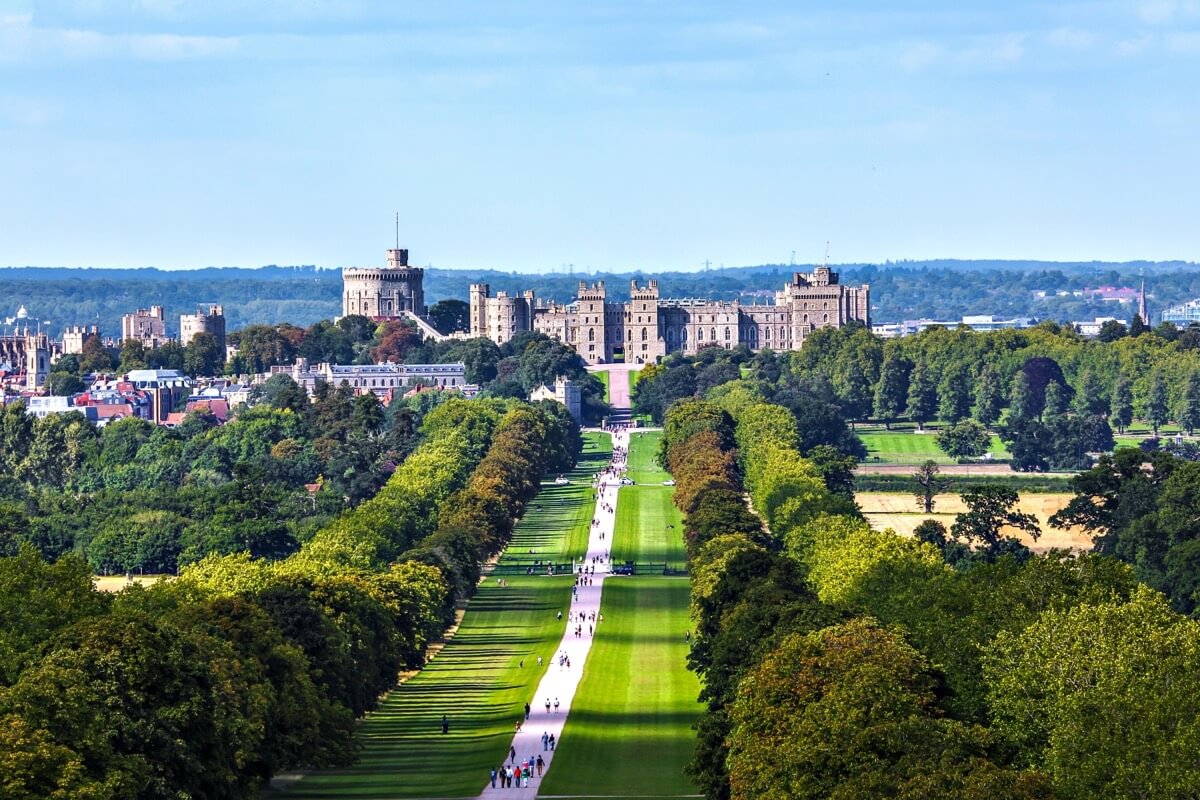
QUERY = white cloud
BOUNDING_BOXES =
[0,12,239,61]
[1135,0,1200,24]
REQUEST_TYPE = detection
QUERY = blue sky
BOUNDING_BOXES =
[1,1,1197,271]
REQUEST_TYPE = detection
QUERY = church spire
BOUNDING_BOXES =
[1138,271,1148,326]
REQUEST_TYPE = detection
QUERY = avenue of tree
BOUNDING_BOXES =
[663,396,1200,800]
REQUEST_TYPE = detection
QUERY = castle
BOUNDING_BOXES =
[469,267,870,364]
[342,248,426,319]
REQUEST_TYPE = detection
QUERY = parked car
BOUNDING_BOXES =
[662,479,676,486]
[620,478,634,485]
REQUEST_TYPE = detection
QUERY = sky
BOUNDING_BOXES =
[0,1,1198,272]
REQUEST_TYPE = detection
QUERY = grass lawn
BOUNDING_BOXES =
[270,434,611,799]
[595,369,611,404]
[539,576,700,796]
[625,430,666,483]
[628,365,642,395]
[859,430,1010,465]
[541,431,698,797]
[612,486,687,567]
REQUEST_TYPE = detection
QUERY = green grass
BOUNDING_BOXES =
[628,366,642,395]
[612,486,687,567]
[595,370,611,404]
[270,434,612,799]
[858,430,1010,465]
[539,577,701,797]
[541,430,698,797]
[625,430,667,483]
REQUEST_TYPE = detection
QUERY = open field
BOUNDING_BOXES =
[93,575,167,592]
[624,430,666,484]
[857,491,1093,552]
[539,577,700,797]
[858,430,1010,465]
[612,486,687,568]
[270,434,611,799]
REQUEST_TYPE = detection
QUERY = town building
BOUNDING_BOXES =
[469,268,870,365]
[1075,317,1129,337]
[180,304,227,352]
[122,369,193,424]
[121,306,171,347]
[272,359,468,398]
[529,376,582,422]
[0,330,52,390]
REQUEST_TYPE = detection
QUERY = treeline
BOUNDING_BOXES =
[9,259,1200,335]
[0,397,578,798]
[665,397,1200,800]
[635,322,1200,470]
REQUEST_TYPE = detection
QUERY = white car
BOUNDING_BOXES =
[662,479,676,486]
[620,478,634,486]
[554,476,570,485]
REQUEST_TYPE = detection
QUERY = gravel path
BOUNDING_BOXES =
[476,429,629,797]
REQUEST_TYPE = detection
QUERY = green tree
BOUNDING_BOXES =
[974,362,1005,426]
[936,419,992,461]
[937,362,972,423]
[1074,369,1110,418]
[78,334,114,375]
[46,371,84,396]
[912,459,946,514]
[1129,312,1150,337]
[1096,319,1127,342]
[951,485,1040,555]
[117,339,149,373]
[984,587,1200,800]
[905,359,938,431]
[873,351,909,429]
[726,619,1050,800]
[834,357,874,425]
[1178,370,1200,435]
[427,299,470,334]
[1043,380,1069,418]
[1009,371,1038,421]
[183,331,225,376]
[1144,372,1170,435]
[1110,376,1133,434]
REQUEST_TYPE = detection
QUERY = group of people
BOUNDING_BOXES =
[490,754,544,789]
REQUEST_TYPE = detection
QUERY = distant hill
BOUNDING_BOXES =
[3,259,1197,338]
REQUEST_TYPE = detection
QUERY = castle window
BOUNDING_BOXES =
[697,328,703,341]
[823,313,829,323]
[803,314,809,323]
[724,327,730,340]
[710,327,717,341]
[642,303,647,311]
[823,301,829,310]
[642,327,647,341]
[589,329,595,342]
[765,327,771,340]
[779,326,785,338]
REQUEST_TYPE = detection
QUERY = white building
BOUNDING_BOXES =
[1075,317,1129,337]
[273,360,467,397]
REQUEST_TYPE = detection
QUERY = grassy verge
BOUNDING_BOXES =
[270,434,611,799]
[625,430,666,483]
[595,370,611,404]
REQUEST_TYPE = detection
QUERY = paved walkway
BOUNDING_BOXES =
[476,429,629,797]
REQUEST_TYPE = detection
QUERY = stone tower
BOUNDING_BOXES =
[24,332,49,391]
[342,248,426,319]
[577,281,608,365]
[626,280,665,364]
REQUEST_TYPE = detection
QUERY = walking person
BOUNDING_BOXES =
[554,697,560,713]
[545,698,551,714]
[441,714,449,734]
[524,702,530,721]
[542,731,549,751]
[537,754,545,776]
[490,767,497,788]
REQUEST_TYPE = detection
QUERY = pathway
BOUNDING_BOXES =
[477,428,629,797]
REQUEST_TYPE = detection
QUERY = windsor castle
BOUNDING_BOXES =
[342,247,870,365]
